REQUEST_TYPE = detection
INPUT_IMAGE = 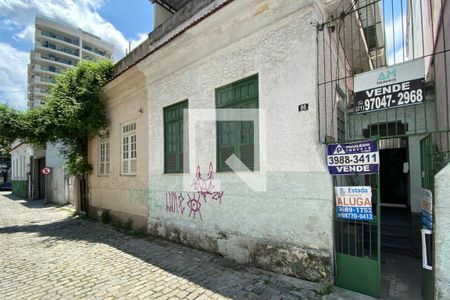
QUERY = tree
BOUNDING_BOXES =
[41,59,113,175]
[0,59,113,175]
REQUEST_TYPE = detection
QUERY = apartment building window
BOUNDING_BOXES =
[98,132,110,176]
[121,122,137,175]
[164,100,188,173]
[216,75,259,172]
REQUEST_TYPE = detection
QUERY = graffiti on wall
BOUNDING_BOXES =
[128,189,149,207]
[165,163,224,220]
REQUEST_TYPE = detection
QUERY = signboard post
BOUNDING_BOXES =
[335,186,374,221]
[354,58,425,113]
[327,141,379,175]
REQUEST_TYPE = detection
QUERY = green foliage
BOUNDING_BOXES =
[125,218,133,230]
[0,60,113,175]
[0,140,11,157]
[101,210,111,224]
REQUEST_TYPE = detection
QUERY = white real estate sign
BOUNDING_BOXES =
[354,58,425,113]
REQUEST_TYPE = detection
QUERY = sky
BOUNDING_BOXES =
[0,0,154,110]
[383,0,408,66]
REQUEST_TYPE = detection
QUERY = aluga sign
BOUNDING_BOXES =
[335,186,373,221]
[354,58,425,113]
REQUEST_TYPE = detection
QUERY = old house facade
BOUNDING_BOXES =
[87,66,149,229]
[87,0,450,298]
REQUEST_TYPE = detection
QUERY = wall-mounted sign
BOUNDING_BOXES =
[327,141,379,175]
[354,58,425,113]
[335,186,373,221]
[41,167,51,175]
[422,188,433,230]
[298,103,309,111]
[421,229,432,270]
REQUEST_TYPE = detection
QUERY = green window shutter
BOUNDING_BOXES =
[216,75,259,172]
[164,100,188,173]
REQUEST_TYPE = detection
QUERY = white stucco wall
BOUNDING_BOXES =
[88,67,149,229]
[138,0,333,282]
[434,162,450,298]
[45,143,66,168]
[44,143,67,205]
[10,142,32,181]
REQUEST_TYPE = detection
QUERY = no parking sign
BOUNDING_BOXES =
[41,167,51,175]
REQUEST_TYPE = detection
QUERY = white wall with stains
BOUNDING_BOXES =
[138,0,334,282]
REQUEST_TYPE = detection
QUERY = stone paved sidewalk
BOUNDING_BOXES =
[0,192,372,300]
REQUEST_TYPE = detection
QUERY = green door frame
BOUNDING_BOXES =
[420,135,434,300]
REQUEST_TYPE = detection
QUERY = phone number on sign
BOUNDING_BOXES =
[337,212,374,221]
[358,90,423,112]
[354,79,425,113]
[337,206,373,214]
[328,153,378,166]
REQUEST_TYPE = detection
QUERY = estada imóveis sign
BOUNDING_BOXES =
[354,58,425,113]
[335,186,374,221]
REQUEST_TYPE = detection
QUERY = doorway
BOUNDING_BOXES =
[378,138,422,299]
[380,147,408,207]
[37,158,45,199]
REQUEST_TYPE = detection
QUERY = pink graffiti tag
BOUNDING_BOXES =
[187,193,202,220]
[192,162,225,203]
[164,163,224,221]
[211,191,224,204]
[165,192,185,215]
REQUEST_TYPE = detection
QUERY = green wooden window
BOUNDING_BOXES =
[216,75,259,172]
[164,100,188,173]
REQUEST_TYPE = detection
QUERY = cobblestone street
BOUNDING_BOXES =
[0,192,370,299]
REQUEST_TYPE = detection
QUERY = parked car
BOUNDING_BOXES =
[0,181,11,191]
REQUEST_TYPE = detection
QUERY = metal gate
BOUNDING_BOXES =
[420,135,434,300]
[334,172,380,297]
[316,0,450,297]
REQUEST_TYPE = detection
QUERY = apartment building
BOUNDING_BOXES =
[27,15,114,108]
[13,15,114,204]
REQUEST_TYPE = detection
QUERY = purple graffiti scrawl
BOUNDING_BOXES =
[164,163,224,220]
[192,163,224,203]
[165,192,185,215]
[187,193,202,220]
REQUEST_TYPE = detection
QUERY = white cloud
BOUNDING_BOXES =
[0,0,148,61]
[0,19,19,31]
[13,24,34,42]
[0,42,28,110]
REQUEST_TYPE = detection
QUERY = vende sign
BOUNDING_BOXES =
[327,141,379,175]
[354,58,425,113]
[335,186,374,221]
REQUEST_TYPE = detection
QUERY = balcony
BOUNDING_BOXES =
[39,29,79,46]
[38,41,79,58]
[34,75,56,85]
[38,65,65,75]
[40,53,76,67]
[82,44,110,58]
[34,89,50,97]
